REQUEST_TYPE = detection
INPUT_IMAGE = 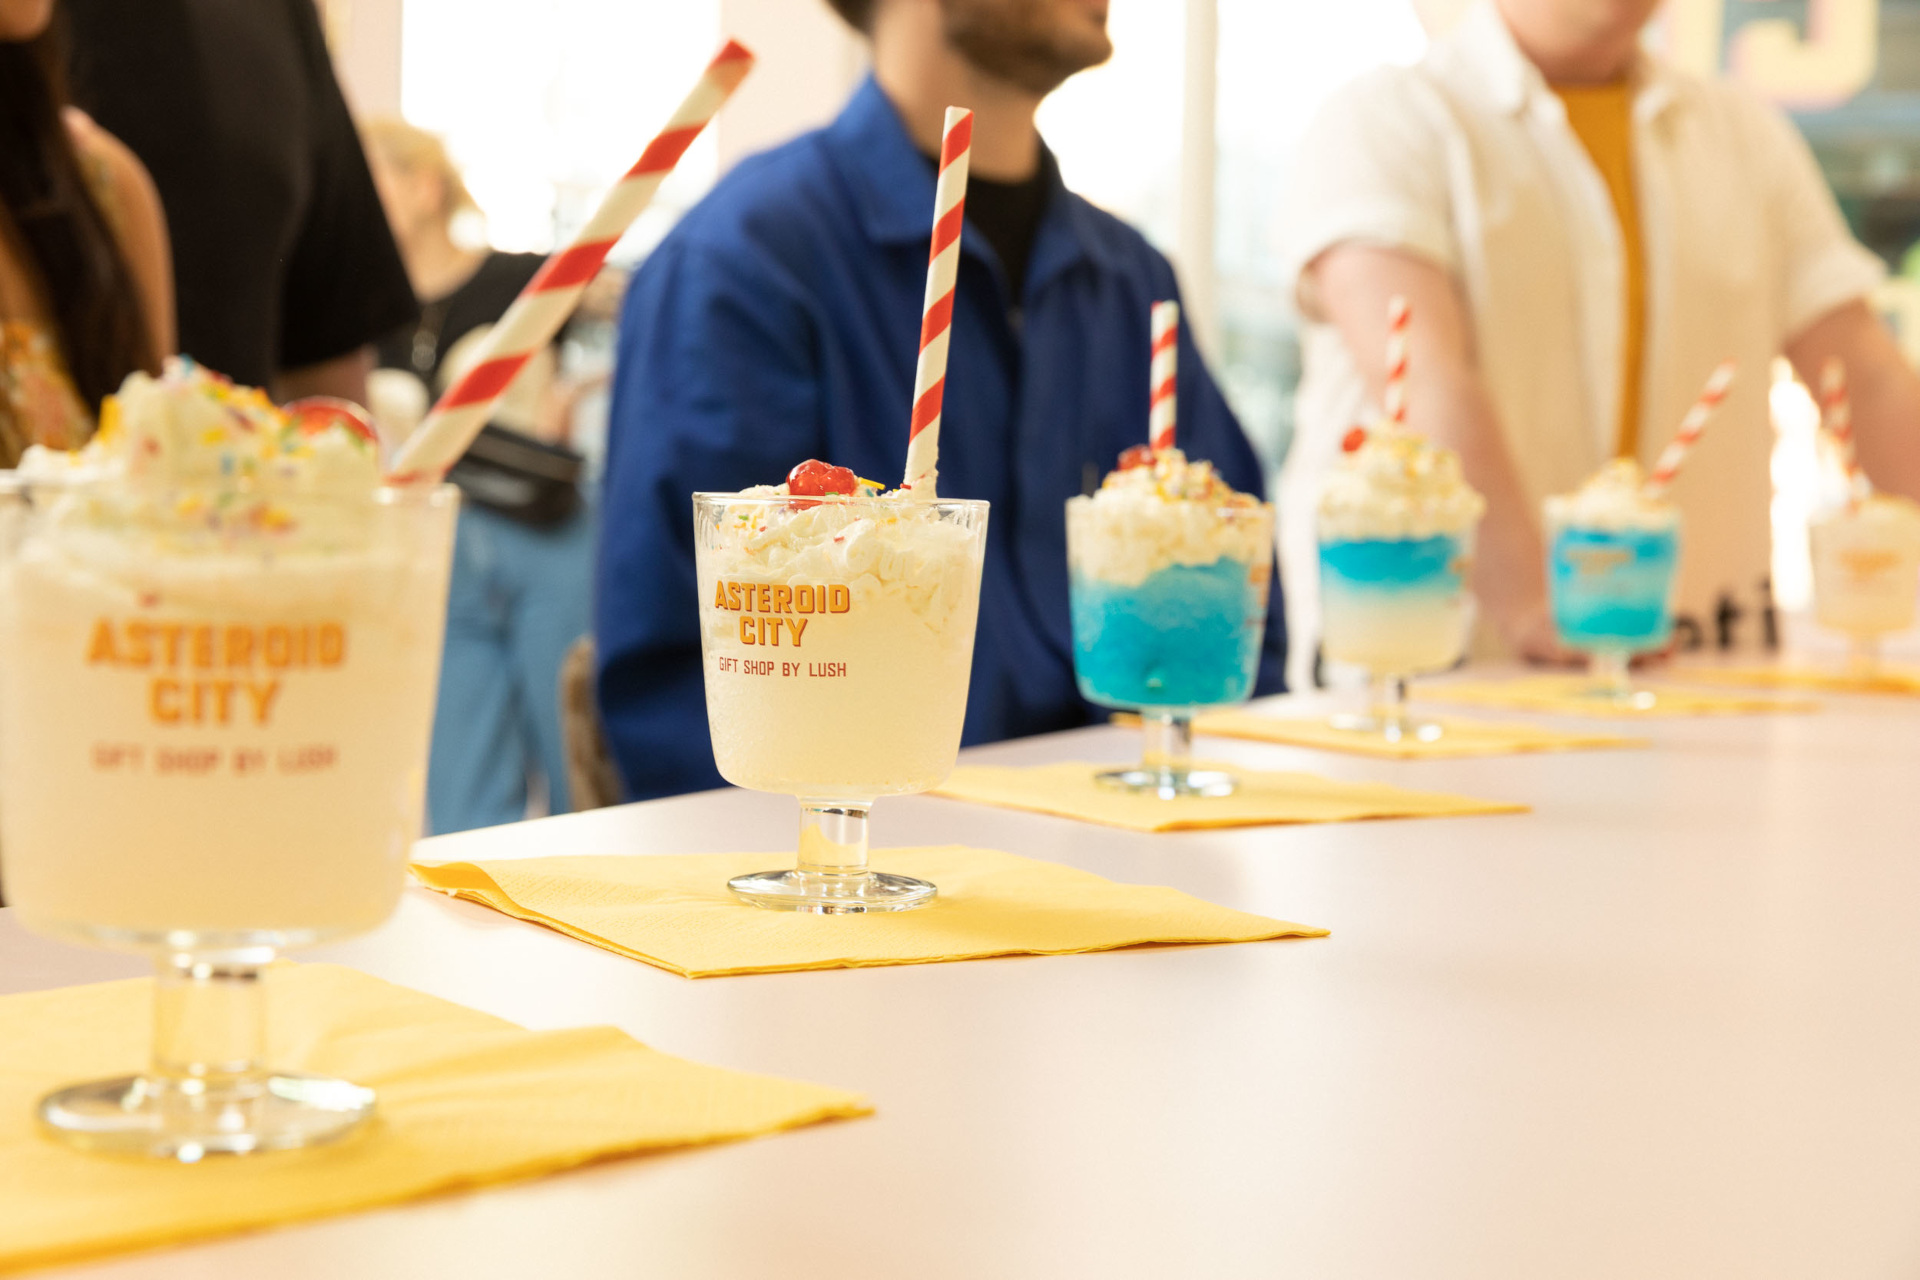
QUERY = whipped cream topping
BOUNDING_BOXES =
[15,359,383,552]
[1317,427,1485,541]
[1544,458,1679,533]
[1067,448,1270,586]
[1818,491,1920,538]
[21,358,379,494]
[702,490,983,636]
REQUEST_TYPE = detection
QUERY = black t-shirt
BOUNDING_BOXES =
[957,146,1056,305]
[64,0,418,388]
[375,251,546,391]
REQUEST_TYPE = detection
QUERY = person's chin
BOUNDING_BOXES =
[1058,25,1113,73]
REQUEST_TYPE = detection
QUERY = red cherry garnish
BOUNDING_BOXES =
[1117,444,1155,471]
[285,397,380,447]
[786,458,858,497]
[1341,426,1368,454]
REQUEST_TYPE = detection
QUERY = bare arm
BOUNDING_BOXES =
[65,110,174,364]
[1785,298,1920,502]
[1310,244,1576,663]
[273,346,373,407]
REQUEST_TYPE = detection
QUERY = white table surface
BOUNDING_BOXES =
[12,673,1920,1279]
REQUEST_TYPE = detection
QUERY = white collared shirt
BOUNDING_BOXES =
[1277,0,1883,677]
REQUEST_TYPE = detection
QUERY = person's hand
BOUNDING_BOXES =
[1630,641,1676,670]
[1503,605,1584,667]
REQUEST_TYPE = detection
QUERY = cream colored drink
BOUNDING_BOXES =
[1316,427,1484,674]
[1810,494,1920,639]
[694,476,987,801]
[0,361,455,949]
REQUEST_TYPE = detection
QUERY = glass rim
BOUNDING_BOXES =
[693,491,988,512]
[0,470,460,508]
[1541,510,1681,533]
[1068,492,1274,515]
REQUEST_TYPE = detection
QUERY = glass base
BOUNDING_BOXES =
[1573,683,1657,710]
[1328,673,1441,742]
[39,1072,374,1162]
[1327,712,1444,743]
[1106,711,1237,798]
[1573,650,1656,709]
[1842,634,1884,679]
[1095,766,1237,798]
[728,868,936,914]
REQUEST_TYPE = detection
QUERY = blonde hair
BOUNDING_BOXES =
[360,117,480,227]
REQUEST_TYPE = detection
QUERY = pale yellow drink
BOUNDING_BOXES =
[693,484,988,913]
[695,492,987,801]
[0,361,457,1161]
[0,503,452,946]
[1809,494,1920,640]
[0,365,455,951]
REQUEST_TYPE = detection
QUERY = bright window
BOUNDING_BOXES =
[399,0,723,256]
[1040,1,1428,468]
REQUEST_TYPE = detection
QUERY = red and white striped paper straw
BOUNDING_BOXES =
[1818,357,1865,494]
[386,40,755,482]
[1644,360,1736,497]
[901,106,973,496]
[1383,294,1410,429]
[1149,300,1179,453]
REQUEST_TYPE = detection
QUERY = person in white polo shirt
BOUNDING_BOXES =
[1280,0,1920,677]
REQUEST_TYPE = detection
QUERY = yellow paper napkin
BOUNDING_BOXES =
[1678,663,1920,696]
[929,762,1524,831]
[0,964,866,1274]
[411,846,1324,978]
[1419,675,1820,718]
[1126,709,1644,760]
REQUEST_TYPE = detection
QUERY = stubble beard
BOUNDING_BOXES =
[942,0,1113,97]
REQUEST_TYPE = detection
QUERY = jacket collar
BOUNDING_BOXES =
[822,76,1116,290]
[1438,0,1684,125]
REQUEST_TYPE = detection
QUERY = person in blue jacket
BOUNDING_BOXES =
[596,0,1286,801]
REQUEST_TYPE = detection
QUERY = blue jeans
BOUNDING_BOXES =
[427,502,594,834]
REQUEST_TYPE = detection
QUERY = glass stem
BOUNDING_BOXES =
[1591,650,1632,700]
[1140,711,1194,783]
[151,954,270,1109]
[1848,636,1881,678]
[1369,675,1409,741]
[797,802,871,880]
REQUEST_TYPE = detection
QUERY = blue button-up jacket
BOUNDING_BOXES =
[596,78,1287,800]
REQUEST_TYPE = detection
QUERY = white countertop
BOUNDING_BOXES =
[14,674,1920,1279]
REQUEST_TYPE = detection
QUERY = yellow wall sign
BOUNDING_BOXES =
[1412,0,1883,112]
[1667,0,1879,109]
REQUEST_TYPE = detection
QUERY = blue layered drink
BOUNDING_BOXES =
[1319,532,1475,674]
[1544,459,1681,657]
[1066,447,1273,795]
[1317,429,1484,685]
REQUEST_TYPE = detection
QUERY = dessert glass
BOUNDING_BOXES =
[1316,428,1483,742]
[694,492,987,913]
[1066,497,1273,797]
[1318,529,1478,741]
[0,474,457,1160]
[1809,495,1920,674]
[1544,503,1680,707]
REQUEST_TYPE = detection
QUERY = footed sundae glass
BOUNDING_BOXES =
[0,366,456,1160]
[694,481,987,913]
[1317,429,1484,742]
[1809,494,1920,676]
[1544,461,1681,708]
[1065,485,1273,798]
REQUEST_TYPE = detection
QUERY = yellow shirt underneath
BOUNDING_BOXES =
[1552,80,1645,460]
